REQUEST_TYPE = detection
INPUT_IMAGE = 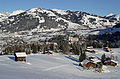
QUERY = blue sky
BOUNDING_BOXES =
[0,0,120,16]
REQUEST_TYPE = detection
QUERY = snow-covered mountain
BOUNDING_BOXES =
[51,9,117,29]
[0,8,119,32]
[88,23,120,47]
[0,8,83,32]
[10,10,25,16]
[0,12,10,23]
[89,23,120,35]
[105,13,120,23]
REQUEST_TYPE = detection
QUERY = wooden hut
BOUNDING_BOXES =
[14,52,27,62]
[43,51,52,55]
[85,46,99,53]
[103,47,112,52]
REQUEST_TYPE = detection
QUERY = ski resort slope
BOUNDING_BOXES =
[0,49,120,79]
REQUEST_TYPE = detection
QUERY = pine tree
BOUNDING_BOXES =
[79,46,86,62]
[31,43,38,53]
[101,54,106,64]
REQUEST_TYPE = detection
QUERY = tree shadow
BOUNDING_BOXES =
[8,56,15,61]
[65,56,79,62]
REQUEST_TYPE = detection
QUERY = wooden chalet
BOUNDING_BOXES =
[85,46,99,53]
[103,47,112,52]
[14,52,27,62]
[43,51,52,55]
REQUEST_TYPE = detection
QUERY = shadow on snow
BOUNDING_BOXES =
[8,56,15,61]
[65,56,79,62]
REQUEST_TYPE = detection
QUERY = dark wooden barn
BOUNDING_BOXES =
[14,52,27,62]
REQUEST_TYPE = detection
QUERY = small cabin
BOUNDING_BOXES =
[85,46,93,52]
[103,47,112,52]
[104,60,117,66]
[86,50,99,53]
[85,46,99,53]
[43,51,52,55]
[14,52,27,62]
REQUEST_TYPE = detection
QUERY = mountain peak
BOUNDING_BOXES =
[10,10,25,16]
[106,13,114,17]
[28,8,43,12]
[52,9,68,15]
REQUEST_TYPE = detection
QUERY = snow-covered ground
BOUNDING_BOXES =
[89,27,120,35]
[0,48,120,79]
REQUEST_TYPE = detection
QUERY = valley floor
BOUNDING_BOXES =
[0,48,120,79]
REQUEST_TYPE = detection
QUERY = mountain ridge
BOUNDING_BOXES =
[0,8,120,32]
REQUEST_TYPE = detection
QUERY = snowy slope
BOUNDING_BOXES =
[10,10,25,16]
[89,23,120,35]
[105,13,120,22]
[81,14,114,29]
[52,9,68,15]
[106,13,114,17]
[51,9,117,29]
[0,48,120,79]
[89,28,120,35]
[0,12,10,22]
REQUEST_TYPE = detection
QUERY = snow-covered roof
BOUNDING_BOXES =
[111,60,118,64]
[81,59,89,65]
[15,52,27,57]
[91,59,101,63]
[87,46,93,49]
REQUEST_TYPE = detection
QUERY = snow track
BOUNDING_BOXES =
[43,64,68,71]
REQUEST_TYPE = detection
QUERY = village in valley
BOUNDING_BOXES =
[0,0,120,78]
[0,31,119,74]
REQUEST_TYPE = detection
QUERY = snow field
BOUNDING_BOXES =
[0,48,120,79]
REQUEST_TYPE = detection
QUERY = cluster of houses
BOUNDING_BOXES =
[80,46,118,72]
[1,34,118,73]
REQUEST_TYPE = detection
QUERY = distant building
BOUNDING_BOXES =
[103,47,112,52]
[85,46,99,53]
[14,52,27,62]
[69,37,79,42]
[43,51,52,55]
